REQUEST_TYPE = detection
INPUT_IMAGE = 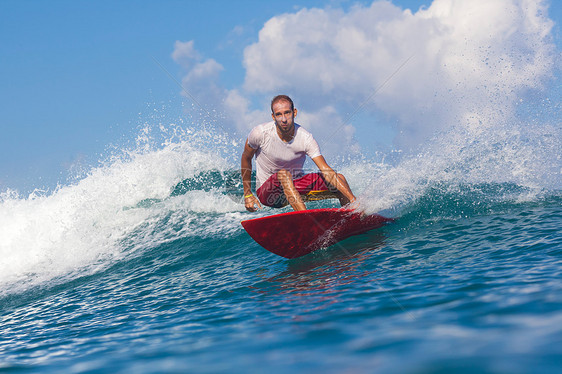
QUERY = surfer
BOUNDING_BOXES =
[241,95,357,212]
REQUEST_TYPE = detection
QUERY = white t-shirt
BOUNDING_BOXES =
[247,121,322,189]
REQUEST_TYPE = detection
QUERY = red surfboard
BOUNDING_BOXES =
[241,208,393,259]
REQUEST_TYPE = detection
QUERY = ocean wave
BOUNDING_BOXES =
[1,108,560,298]
[0,132,242,297]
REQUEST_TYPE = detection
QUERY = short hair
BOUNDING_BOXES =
[270,95,294,113]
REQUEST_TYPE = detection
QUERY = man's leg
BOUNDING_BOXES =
[331,173,354,206]
[294,172,354,207]
[277,169,306,211]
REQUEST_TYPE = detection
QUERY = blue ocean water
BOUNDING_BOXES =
[1,124,561,373]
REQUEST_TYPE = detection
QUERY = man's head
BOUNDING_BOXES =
[271,95,297,136]
[270,95,294,113]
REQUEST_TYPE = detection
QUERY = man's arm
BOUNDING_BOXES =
[312,155,356,204]
[241,140,262,212]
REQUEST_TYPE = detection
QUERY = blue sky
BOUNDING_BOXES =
[1,0,560,193]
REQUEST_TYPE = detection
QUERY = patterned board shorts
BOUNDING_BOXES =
[256,172,333,208]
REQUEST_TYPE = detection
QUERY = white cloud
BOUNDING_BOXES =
[223,90,268,133]
[174,0,557,154]
[241,0,556,149]
[172,41,226,113]
[171,40,200,69]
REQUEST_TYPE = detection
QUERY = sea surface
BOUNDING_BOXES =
[1,123,561,373]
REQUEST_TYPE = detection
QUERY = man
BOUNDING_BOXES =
[241,95,356,212]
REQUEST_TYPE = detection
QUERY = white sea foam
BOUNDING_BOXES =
[0,129,246,296]
[356,114,562,214]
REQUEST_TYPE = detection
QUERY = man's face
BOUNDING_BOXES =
[272,100,297,134]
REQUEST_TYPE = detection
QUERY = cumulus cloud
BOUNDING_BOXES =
[222,90,268,130]
[171,40,200,68]
[172,40,226,114]
[242,0,556,149]
[174,0,557,154]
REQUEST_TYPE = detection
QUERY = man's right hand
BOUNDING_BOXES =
[244,194,262,212]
